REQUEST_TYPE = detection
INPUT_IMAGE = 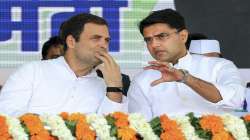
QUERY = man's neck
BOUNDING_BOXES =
[171,50,187,65]
[64,53,94,77]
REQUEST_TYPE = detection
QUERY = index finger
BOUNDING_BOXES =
[97,51,115,64]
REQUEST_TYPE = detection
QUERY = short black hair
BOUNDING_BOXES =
[42,36,63,60]
[139,9,186,35]
[186,33,208,49]
[59,13,108,51]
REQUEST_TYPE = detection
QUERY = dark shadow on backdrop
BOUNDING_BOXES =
[175,0,250,68]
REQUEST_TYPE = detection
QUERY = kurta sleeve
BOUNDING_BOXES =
[210,60,246,109]
[97,95,128,115]
[127,80,153,121]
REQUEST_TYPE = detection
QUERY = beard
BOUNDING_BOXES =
[93,57,102,66]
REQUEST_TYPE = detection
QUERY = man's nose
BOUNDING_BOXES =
[150,38,161,48]
[99,39,109,50]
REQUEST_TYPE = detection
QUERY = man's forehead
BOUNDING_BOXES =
[82,23,109,37]
[83,23,108,31]
[143,23,174,36]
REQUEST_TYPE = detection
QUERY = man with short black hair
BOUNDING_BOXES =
[128,9,245,120]
[0,13,127,116]
[41,36,64,60]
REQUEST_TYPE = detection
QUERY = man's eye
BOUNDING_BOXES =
[105,38,110,43]
[144,38,151,43]
[158,33,169,39]
[91,37,99,40]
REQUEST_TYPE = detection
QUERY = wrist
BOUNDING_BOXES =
[176,69,190,83]
[106,87,123,93]
[106,81,122,87]
[106,87,123,103]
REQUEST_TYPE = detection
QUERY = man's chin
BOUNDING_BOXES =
[156,57,171,63]
[154,56,167,61]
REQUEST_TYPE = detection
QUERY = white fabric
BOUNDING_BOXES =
[189,40,221,54]
[0,57,127,117]
[128,52,245,121]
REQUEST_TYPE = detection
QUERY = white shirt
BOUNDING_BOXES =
[0,57,127,116]
[128,53,245,120]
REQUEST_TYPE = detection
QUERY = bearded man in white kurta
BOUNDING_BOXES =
[0,13,127,116]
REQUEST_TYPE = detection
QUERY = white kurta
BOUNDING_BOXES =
[128,53,246,120]
[0,57,127,116]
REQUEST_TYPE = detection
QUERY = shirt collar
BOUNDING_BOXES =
[56,56,98,78]
[174,51,192,69]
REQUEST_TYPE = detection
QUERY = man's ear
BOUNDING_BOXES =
[179,29,189,43]
[66,35,75,49]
